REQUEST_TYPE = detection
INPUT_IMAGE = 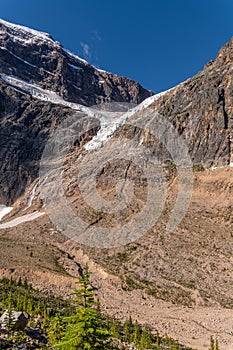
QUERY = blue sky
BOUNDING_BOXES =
[0,0,232,93]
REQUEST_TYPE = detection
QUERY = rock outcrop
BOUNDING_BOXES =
[117,38,233,168]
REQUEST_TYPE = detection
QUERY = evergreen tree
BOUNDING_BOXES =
[4,309,15,336]
[17,277,22,287]
[6,290,13,309]
[109,320,121,339]
[139,327,152,349]
[73,264,95,308]
[133,321,141,347]
[47,313,66,346]
[16,292,23,311]
[155,332,161,348]
[209,337,219,350]
[53,264,111,350]
[209,336,215,350]
[123,316,134,343]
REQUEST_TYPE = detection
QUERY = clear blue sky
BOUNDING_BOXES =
[0,0,232,93]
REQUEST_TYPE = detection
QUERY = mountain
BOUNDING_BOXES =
[0,19,152,106]
[0,20,232,204]
[0,19,232,350]
[0,18,153,204]
[147,40,233,168]
[114,37,233,169]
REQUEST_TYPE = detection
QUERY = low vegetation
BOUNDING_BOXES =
[0,267,219,349]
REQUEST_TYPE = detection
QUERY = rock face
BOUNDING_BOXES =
[0,310,29,330]
[0,79,74,204]
[0,19,152,106]
[117,38,233,168]
[150,39,233,168]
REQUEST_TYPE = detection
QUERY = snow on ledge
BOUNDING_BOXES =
[0,73,96,116]
[0,18,53,42]
[0,211,45,229]
[0,205,13,221]
[63,49,90,66]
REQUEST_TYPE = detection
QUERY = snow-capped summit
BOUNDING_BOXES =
[0,18,153,106]
[0,18,55,44]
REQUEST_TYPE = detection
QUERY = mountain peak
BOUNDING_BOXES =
[0,19,152,106]
[216,36,233,63]
[0,18,54,43]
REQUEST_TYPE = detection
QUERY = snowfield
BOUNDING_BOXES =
[0,205,13,221]
[0,211,45,229]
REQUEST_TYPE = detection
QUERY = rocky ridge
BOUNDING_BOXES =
[0,19,152,106]
[114,37,233,168]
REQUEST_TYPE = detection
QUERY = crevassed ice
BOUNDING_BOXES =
[84,88,174,150]
[0,73,101,122]
[0,73,174,151]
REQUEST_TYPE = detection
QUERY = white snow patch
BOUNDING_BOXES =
[97,68,111,74]
[0,205,13,221]
[0,211,45,229]
[64,49,109,73]
[0,74,103,126]
[138,87,175,110]
[63,49,89,66]
[25,183,38,209]
[0,46,36,68]
[84,88,175,151]
[211,165,227,171]
[72,85,81,91]
[0,18,54,43]
[68,63,83,71]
